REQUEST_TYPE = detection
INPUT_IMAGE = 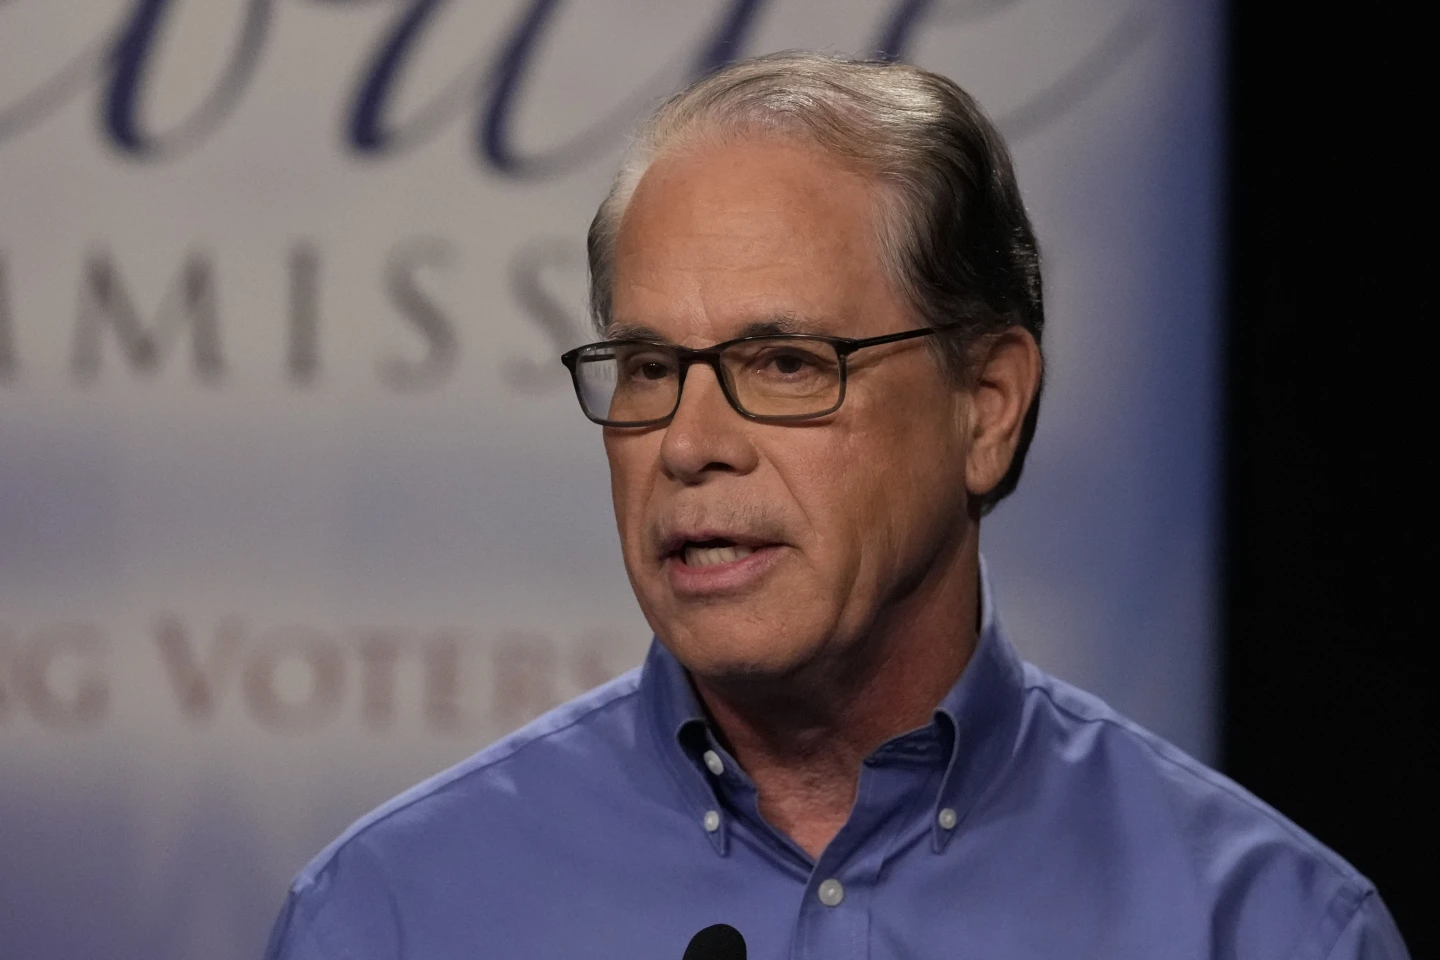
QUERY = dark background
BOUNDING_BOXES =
[1224,5,1432,954]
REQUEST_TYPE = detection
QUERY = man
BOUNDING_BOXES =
[267,53,1408,959]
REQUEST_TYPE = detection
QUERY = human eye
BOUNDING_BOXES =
[748,342,833,380]
[616,345,677,383]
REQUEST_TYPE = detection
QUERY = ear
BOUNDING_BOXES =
[964,328,1042,502]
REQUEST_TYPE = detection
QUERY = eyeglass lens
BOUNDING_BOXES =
[574,338,843,424]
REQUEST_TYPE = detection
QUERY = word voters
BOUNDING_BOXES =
[0,614,632,736]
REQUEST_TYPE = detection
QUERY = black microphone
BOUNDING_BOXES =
[682,923,746,960]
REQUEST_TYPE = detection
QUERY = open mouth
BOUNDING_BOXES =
[678,538,757,568]
[659,531,785,594]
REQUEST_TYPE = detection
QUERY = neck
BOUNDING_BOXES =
[692,539,981,859]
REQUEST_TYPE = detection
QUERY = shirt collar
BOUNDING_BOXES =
[927,554,1026,851]
[639,626,732,854]
[638,555,1025,856]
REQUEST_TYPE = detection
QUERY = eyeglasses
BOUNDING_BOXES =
[560,323,962,427]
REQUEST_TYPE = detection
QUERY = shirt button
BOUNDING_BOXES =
[703,810,721,833]
[937,807,958,830]
[817,879,845,907]
[703,750,725,776]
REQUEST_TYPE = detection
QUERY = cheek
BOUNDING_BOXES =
[845,432,916,557]
[820,402,965,570]
[886,417,972,556]
[605,437,656,548]
[774,429,905,578]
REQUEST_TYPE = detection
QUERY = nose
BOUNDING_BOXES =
[659,361,759,484]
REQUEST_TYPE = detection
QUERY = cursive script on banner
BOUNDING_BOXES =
[1,0,924,170]
[0,0,1148,172]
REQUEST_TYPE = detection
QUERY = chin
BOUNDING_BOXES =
[661,618,818,684]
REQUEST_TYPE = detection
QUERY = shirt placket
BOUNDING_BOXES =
[789,754,941,960]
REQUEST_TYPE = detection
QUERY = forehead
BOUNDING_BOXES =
[610,137,901,341]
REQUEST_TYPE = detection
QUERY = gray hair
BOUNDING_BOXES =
[586,51,1044,513]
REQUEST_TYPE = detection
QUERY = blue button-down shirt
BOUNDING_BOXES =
[267,569,1408,959]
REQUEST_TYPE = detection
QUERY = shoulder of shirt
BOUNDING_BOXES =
[287,667,644,897]
[1018,661,1375,897]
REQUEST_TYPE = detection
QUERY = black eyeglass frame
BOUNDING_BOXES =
[560,322,964,427]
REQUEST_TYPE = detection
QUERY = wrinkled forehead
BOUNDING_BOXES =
[609,138,903,344]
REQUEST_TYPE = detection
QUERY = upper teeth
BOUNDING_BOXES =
[684,544,755,567]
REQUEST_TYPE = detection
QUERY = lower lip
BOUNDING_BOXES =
[665,545,784,597]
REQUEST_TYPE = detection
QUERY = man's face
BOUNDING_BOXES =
[606,137,975,683]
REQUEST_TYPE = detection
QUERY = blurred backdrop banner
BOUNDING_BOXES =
[0,2,1220,957]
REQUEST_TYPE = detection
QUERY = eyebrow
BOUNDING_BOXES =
[603,322,668,342]
[604,313,833,344]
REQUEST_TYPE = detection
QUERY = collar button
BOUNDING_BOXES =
[817,879,845,907]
